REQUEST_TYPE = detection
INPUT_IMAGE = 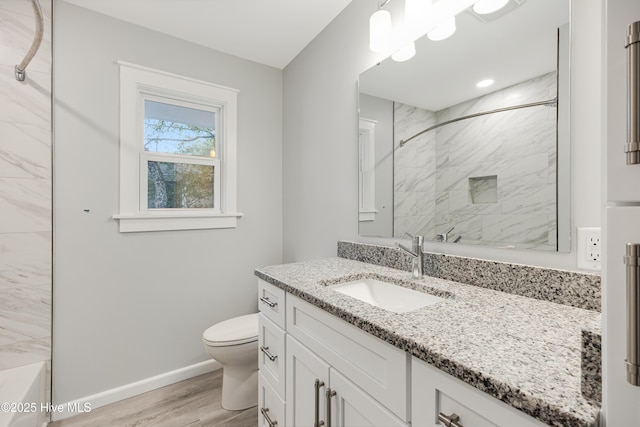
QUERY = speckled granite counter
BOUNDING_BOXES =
[255,257,601,427]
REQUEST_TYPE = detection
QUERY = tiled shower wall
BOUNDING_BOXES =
[394,73,557,251]
[0,0,52,370]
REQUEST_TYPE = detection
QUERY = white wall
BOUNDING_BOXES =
[53,2,282,404]
[283,0,602,271]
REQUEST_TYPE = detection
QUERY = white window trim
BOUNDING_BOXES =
[359,118,378,222]
[113,61,242,232]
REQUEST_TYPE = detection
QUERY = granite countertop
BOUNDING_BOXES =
[255,257,601,427]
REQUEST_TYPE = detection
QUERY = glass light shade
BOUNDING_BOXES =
[404,0,432,34]
[369,10,392,52]
[473,0,509,15]
[427,16,456,41]
[392,42,416,62]
[476,79,495,88]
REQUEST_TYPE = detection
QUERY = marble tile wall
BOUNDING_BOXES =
[393,103,436,238]
[394,73,557,251]
[0,0,52,371]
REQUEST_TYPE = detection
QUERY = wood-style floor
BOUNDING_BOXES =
[49,370,258,427]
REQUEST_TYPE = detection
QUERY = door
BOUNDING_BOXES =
[604,1,640,425]
[286,335,330,427]
[605,208,640,425]
[329,368,408,427]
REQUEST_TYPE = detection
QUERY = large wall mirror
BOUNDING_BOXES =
[358,0,570,252]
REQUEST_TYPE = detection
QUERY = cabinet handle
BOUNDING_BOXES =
[260,407,278,427]
[625,243,640,385]
[625,21,640,164]
[260,296,277,308]
[260,346,278,362]
[438,412,464,427]
[326,388,336,427]
[314,379,325,427]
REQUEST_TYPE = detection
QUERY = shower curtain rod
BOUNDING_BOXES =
[399,97,558,148]
[15,0,44,82]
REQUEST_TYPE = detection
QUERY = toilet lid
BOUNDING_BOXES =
[203,313,258,346]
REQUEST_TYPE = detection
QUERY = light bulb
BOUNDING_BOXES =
[392,42,416,62]
[369,9,392,53]
[476,79,495,88]
[404,0,432,35]
[427,16,456,41]
[210,148,216,158]
[473,0,509,15]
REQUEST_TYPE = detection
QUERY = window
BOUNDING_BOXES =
[114,62,241,232]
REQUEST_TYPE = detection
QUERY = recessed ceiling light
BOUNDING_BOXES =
[473,0,510,15]
[476,79,495,88]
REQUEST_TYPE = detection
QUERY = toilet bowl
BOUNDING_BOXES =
[203,313,259,411]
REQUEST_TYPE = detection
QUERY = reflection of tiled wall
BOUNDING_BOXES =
[393,103,436,238]
[0,0,52,370]
[395,73,557,250]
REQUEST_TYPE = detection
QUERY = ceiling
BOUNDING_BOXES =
[63,0,354,70]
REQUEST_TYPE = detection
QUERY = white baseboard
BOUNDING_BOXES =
[51,359,221,421]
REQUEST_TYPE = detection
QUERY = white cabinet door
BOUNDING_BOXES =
[605,0,640,202]
[258,372,285,427]
[412,358,545,427]
[286,335,330,427]
[329,368,408,427]
[604,207,640,426]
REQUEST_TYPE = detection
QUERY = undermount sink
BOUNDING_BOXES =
[329,278,445,313]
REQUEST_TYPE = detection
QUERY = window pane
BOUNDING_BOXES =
[147,161,214,209]
[144,100,216,158]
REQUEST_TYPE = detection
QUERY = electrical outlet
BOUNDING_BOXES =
[577,227,601,271]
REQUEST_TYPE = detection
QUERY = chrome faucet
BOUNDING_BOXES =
[397,233,424,278]
[436,226,455,243]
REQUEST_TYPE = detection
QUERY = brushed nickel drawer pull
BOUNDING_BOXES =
[260,407,278,427]
[438,412,464,427]
[326,388,336,427]
[260,296,277,308]
[260,346,277,362]
[314,379,325,427]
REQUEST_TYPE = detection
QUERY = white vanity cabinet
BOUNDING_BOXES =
[257,278,549,427]
[287,335,407,427]
[285,294,409,427]
[412,358,547,427]
[258,280,287,427]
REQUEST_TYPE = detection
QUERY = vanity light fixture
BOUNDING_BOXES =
[369,0,481,55]
[476,78,495,88]
[473,0,509,15]
[392,41,416,62]
[427,16,456,41]
[369,8,393,52]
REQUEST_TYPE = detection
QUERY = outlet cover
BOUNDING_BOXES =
[577,227,601,271]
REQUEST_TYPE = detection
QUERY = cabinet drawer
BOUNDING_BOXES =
[259,314,286,398]
[287,294,408,421]
[259,372,285,427]
[412,358,546,427]
[258,279,285,328]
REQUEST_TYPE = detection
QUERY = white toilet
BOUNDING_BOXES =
[202,313,259,410]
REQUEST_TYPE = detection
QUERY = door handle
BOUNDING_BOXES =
[314,379,325,427]
[260,296,277,308]
[624,243,640,385]
[438,412,464,427]
[260,407,278,427]
[260,346,277,362]
[326,388,336,427]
